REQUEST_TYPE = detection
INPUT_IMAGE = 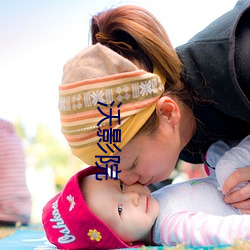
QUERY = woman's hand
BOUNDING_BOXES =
[223,166,250,214]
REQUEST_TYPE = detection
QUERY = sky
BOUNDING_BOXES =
[0,0,238,140]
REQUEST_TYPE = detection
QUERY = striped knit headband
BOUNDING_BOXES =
[59,43,165,166]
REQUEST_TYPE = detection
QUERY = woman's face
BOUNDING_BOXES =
[101,95,187,186]
[113,118,182,186]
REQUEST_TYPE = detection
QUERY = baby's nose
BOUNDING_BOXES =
[126,191,140,206]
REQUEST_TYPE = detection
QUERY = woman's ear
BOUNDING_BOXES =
[156,96,180,126]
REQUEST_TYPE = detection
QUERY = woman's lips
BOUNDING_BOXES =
[143,177,154,186]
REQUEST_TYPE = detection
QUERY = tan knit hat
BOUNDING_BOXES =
[59,43,164,166]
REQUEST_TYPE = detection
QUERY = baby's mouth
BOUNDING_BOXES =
[146,196,149,213]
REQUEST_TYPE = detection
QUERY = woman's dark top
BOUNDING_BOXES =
[176,0,250,164]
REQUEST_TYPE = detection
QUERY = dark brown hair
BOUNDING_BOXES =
[90,5,193,135]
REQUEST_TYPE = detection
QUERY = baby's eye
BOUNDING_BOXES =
[120,180,124,192]
[118,204,123,216]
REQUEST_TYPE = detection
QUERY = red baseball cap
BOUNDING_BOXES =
[42,166,142,249]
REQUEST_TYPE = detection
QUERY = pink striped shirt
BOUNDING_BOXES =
[157,210,250,246]
[0,119,31,224]
[152,136,250,247]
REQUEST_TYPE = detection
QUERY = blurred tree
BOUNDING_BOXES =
[14,118,26,139]
[14,120,85,191]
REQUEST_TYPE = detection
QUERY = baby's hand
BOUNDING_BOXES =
[223,166,250,214]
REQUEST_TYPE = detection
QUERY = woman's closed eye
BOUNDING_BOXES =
[120,180,124,191]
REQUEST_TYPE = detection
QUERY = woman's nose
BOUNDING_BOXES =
[119,171,139,185]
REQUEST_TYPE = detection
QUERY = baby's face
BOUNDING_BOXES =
[84,175,160,244]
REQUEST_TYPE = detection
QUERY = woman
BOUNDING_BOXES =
[59,1,250,211]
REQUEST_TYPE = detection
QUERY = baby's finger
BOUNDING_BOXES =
[228,198,250,212]
[224,184,250,204]
[222,167,250,195]
[240,209,250,214]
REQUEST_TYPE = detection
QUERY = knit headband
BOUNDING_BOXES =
[59,43,165,166]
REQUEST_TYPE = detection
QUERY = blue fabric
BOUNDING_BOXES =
[0,225,231,249]
[0,225,56,250]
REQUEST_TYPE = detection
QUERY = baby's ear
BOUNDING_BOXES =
[156,96,180,126]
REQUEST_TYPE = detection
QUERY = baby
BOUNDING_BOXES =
[42,135,250,249]
[42,166,147,249]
